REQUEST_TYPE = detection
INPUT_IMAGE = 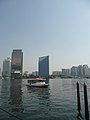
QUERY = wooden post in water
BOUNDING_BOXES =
[84,83,89,120]
[77,82,81,117]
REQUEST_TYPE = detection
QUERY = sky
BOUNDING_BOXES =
[0,0,90,73]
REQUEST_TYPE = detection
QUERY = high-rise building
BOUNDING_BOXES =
[71,66,78,77]
[77,65,83,77]
[11,49,23,79]
[2,57,11,77]
[83,65,90,77]
[61,68,70,77]
[38,56,49,78]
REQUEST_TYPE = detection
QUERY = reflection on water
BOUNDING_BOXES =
[1,78,90,119]
[27,86,50,105]
[0,78,24,120]
[9,79,24,113]
[0,78,10,107]
[24,85,51,120]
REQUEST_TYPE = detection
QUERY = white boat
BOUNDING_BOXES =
[26,77,48,88]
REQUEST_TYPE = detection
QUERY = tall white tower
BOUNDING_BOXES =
[2,57,11,77]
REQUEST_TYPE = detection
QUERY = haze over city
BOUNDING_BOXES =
[0,0,90,73]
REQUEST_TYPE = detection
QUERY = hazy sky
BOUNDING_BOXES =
[0,0,90,73]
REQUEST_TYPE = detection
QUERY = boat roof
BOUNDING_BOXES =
[31,77,46,80]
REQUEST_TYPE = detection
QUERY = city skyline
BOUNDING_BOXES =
[1,53,90,75]
[52,64,90,78]
[0,0,90,73]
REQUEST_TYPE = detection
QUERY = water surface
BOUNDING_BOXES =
[0,78,90,120]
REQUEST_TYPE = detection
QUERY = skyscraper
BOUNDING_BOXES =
[77,65,83,77]
[38,56,49,78]
[2,57,11,77]
[83,65,90,77]
[71,66,78,77]
[11,49,23,79]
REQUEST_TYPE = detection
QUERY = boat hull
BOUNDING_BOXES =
[26,83,48,88]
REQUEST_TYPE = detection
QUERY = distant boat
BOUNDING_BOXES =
[26,77,48,88]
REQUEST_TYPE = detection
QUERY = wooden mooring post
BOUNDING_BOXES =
[84,83,89,120]
[77,82,81,118]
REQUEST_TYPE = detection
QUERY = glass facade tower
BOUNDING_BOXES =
[11,49,23,79]
[38,56,49,78]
